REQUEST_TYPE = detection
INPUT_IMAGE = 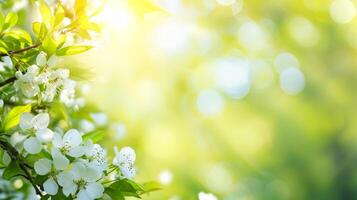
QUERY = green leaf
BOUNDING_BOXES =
[105,188,125,200]
[140,181,163,194]
[0,13,4,32]
[6,29,33,44]
[33,22,48,39]
[56,45,92,56]
[39,0,52,26]
[107,179,144,198]
[3,12,18,30]
[82,129,105,142]
[0,47,7,54]
[54,4,65,27]
[2,104,31,131]
[2,161,25,180]
[42,35,57,55]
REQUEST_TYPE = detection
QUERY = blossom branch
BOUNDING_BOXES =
[0,76,16,88]
[0,140,43,196]
[0,43,41,57]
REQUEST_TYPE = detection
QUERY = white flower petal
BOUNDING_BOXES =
[20,113,34,130]
[116,146,136,164]
[47,55,57,67]
[52,133,63,148]
[36,128,54,143]
[63,129,82,147]
[120,163,136,179]
[51,147,69,170]
[57,171,74,187]
[82,166,101,183]
[68,146,85,158]
[23,137,41,154]
[43,178,58,195]
[34,158,52,175]
[86,182,104,199]
[32,113,49,130]
[62,184,78,197]
[36,52,47,66]
[77,189,93,200]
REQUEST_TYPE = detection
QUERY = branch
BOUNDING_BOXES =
[0,140,43,196]
[0,43,41,57]
[0,76,16,88]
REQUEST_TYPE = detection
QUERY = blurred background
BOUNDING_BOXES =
[81,0,357,199]
[7,0,357,199]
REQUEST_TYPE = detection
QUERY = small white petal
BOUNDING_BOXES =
[116,146,136,164]
[23,137,41,154]
[36,128,54,143]
[34,158,52,175]
[47,55,57,67]
[20,113,34,130]
[62,184,78,197]
[120,163,136,179]
[63,129,82,147]
[43,178,58,195]
[36,52,47,66]
[52,133,63,148]
[82,166,101,183]
[51,147,69,170]
[86,182,104,199]
[77,189,93,200]
[57,171,73,187]
[32,113,50,130]
[68,146,85,158]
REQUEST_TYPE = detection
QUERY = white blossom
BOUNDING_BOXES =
[57,161,104,199]
[20,113,53,154]
[52,129,85,161]
[84,142,107,172]
[113,146,136,179]
[14,65,40,98]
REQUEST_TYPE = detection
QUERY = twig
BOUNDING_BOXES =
[0,140,43,196]
[0,76,16,88]
[0,43,41,57]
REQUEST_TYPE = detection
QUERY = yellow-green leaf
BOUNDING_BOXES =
[56,45,92,56]
[0,13,4,31]
[32,22,48,39]
[0,47,7,54]
[42,35,57,55]
[54,4,65,27]
[2,104,31,131]
[39,0,52,25]
[3,12,18,30]
[75,0,87,17]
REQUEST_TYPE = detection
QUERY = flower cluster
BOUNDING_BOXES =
[14,52,82,108]
[0,0,159,199]
[12,111,137,199]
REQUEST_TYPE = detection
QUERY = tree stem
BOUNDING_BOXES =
[0,76,16,88]
[0,43,41,57]
[0,140,43,196]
